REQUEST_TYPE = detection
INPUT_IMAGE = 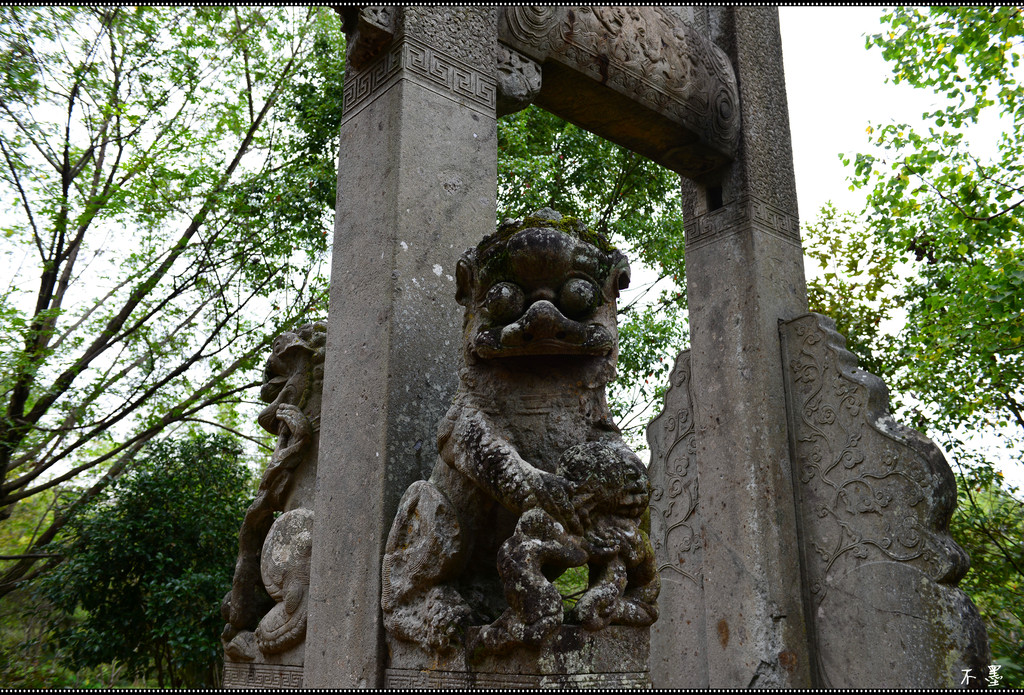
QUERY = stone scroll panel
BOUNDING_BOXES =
[498,6,739,178]
[646,350,707,688]
[780,313,988,687]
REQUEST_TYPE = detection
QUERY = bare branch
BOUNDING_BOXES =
[0,139,43,256]
[183,418,273,452]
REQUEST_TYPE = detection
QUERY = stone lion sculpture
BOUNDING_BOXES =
[381,210,658,654]
[222,322,325,662]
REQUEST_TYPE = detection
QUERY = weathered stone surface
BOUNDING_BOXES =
[305,7,498,688]
[779,313,989,687]
[380,213,656,682]
[255,508,313,656]
[301,4,990,690]
[498,6,738,178]
[496,45,542,117]
[222,323,324,677]
[223,662,303,689]
[385,625,650,689]
[664,7,813,688]
[646,350,706,685]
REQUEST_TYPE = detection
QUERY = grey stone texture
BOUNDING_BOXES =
[779,313,988,687]
[667,7,812,688]
[380,214,656,681]
[305,7,498,689]
[222,322,326,688]
[646,350,705,683]
[299,4,988,689]
[223,663,304,689]
[646,8,987,688]
[385,625,650,688]
[498,6,739,178]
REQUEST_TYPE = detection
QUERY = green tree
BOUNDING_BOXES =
[809,7,1024,684]
[37,432,252,688]
[0,7,344,595]
[848,7,1024,440]
[497,106,688,444]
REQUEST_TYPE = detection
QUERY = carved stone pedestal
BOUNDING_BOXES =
[223,660,303,689]
[385,626,650,689]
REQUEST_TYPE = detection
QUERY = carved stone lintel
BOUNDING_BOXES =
[780,313,989,687]
[498,6,739,176]
[497,45,541,117]
[339,6,395,71]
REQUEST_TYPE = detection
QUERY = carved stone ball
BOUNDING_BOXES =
[558,442,650,519]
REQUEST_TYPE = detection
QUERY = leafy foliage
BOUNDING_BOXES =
[820,7,1024,684]
[848,7,1024,439]
[38,432,252,688]
[0,7,343,595]
[497,106,688,446]
[952,454,1024,686]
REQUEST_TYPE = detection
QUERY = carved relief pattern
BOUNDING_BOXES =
[685,196,801,251]
[385,669,649,689]
[222,323,324,679]
[500,6,740,155]
[342,7,395,70]
[343,36,497,121]
[223,663,303,689]
[497,46,542,117]
[403,7,497,70]
[647,351,701,587]
[781,314,969,602]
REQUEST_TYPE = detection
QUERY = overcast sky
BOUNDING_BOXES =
[780,7,1024,490]
[779,6,938,221]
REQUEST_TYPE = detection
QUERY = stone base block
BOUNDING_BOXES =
[223,661,303,689]
[385,625,650,689]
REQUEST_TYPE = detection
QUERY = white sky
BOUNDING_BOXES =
[779,6,937,219]
[779,7,1024,492]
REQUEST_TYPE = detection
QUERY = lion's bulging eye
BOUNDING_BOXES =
[559,278,599,319]
[484,282,525,323]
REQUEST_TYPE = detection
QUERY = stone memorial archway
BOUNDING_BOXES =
[221,6,988,689]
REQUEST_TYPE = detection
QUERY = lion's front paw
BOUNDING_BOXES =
[569,583,619,631]
[423,586,473,652]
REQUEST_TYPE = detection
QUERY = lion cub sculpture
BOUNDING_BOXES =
[381,209,659,655]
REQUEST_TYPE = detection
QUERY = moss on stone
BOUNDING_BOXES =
[481,211,618,256]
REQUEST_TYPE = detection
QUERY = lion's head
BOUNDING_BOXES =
[257,321,327,434]
[455,209,630,364]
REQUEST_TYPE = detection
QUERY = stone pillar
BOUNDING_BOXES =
[304,7,497,688]
[677,7,813,688]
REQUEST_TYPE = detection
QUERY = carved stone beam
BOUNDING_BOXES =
[499,6,740,179]
[334,6,395,71]
[497,46,542,117]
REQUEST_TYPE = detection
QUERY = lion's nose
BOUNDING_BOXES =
[500,300,584,346]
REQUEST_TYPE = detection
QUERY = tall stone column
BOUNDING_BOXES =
[304,7,497,688]
[679,7,813,688]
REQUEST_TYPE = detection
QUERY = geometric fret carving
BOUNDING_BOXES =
[684,196,801,251]
[342,36,497,122]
